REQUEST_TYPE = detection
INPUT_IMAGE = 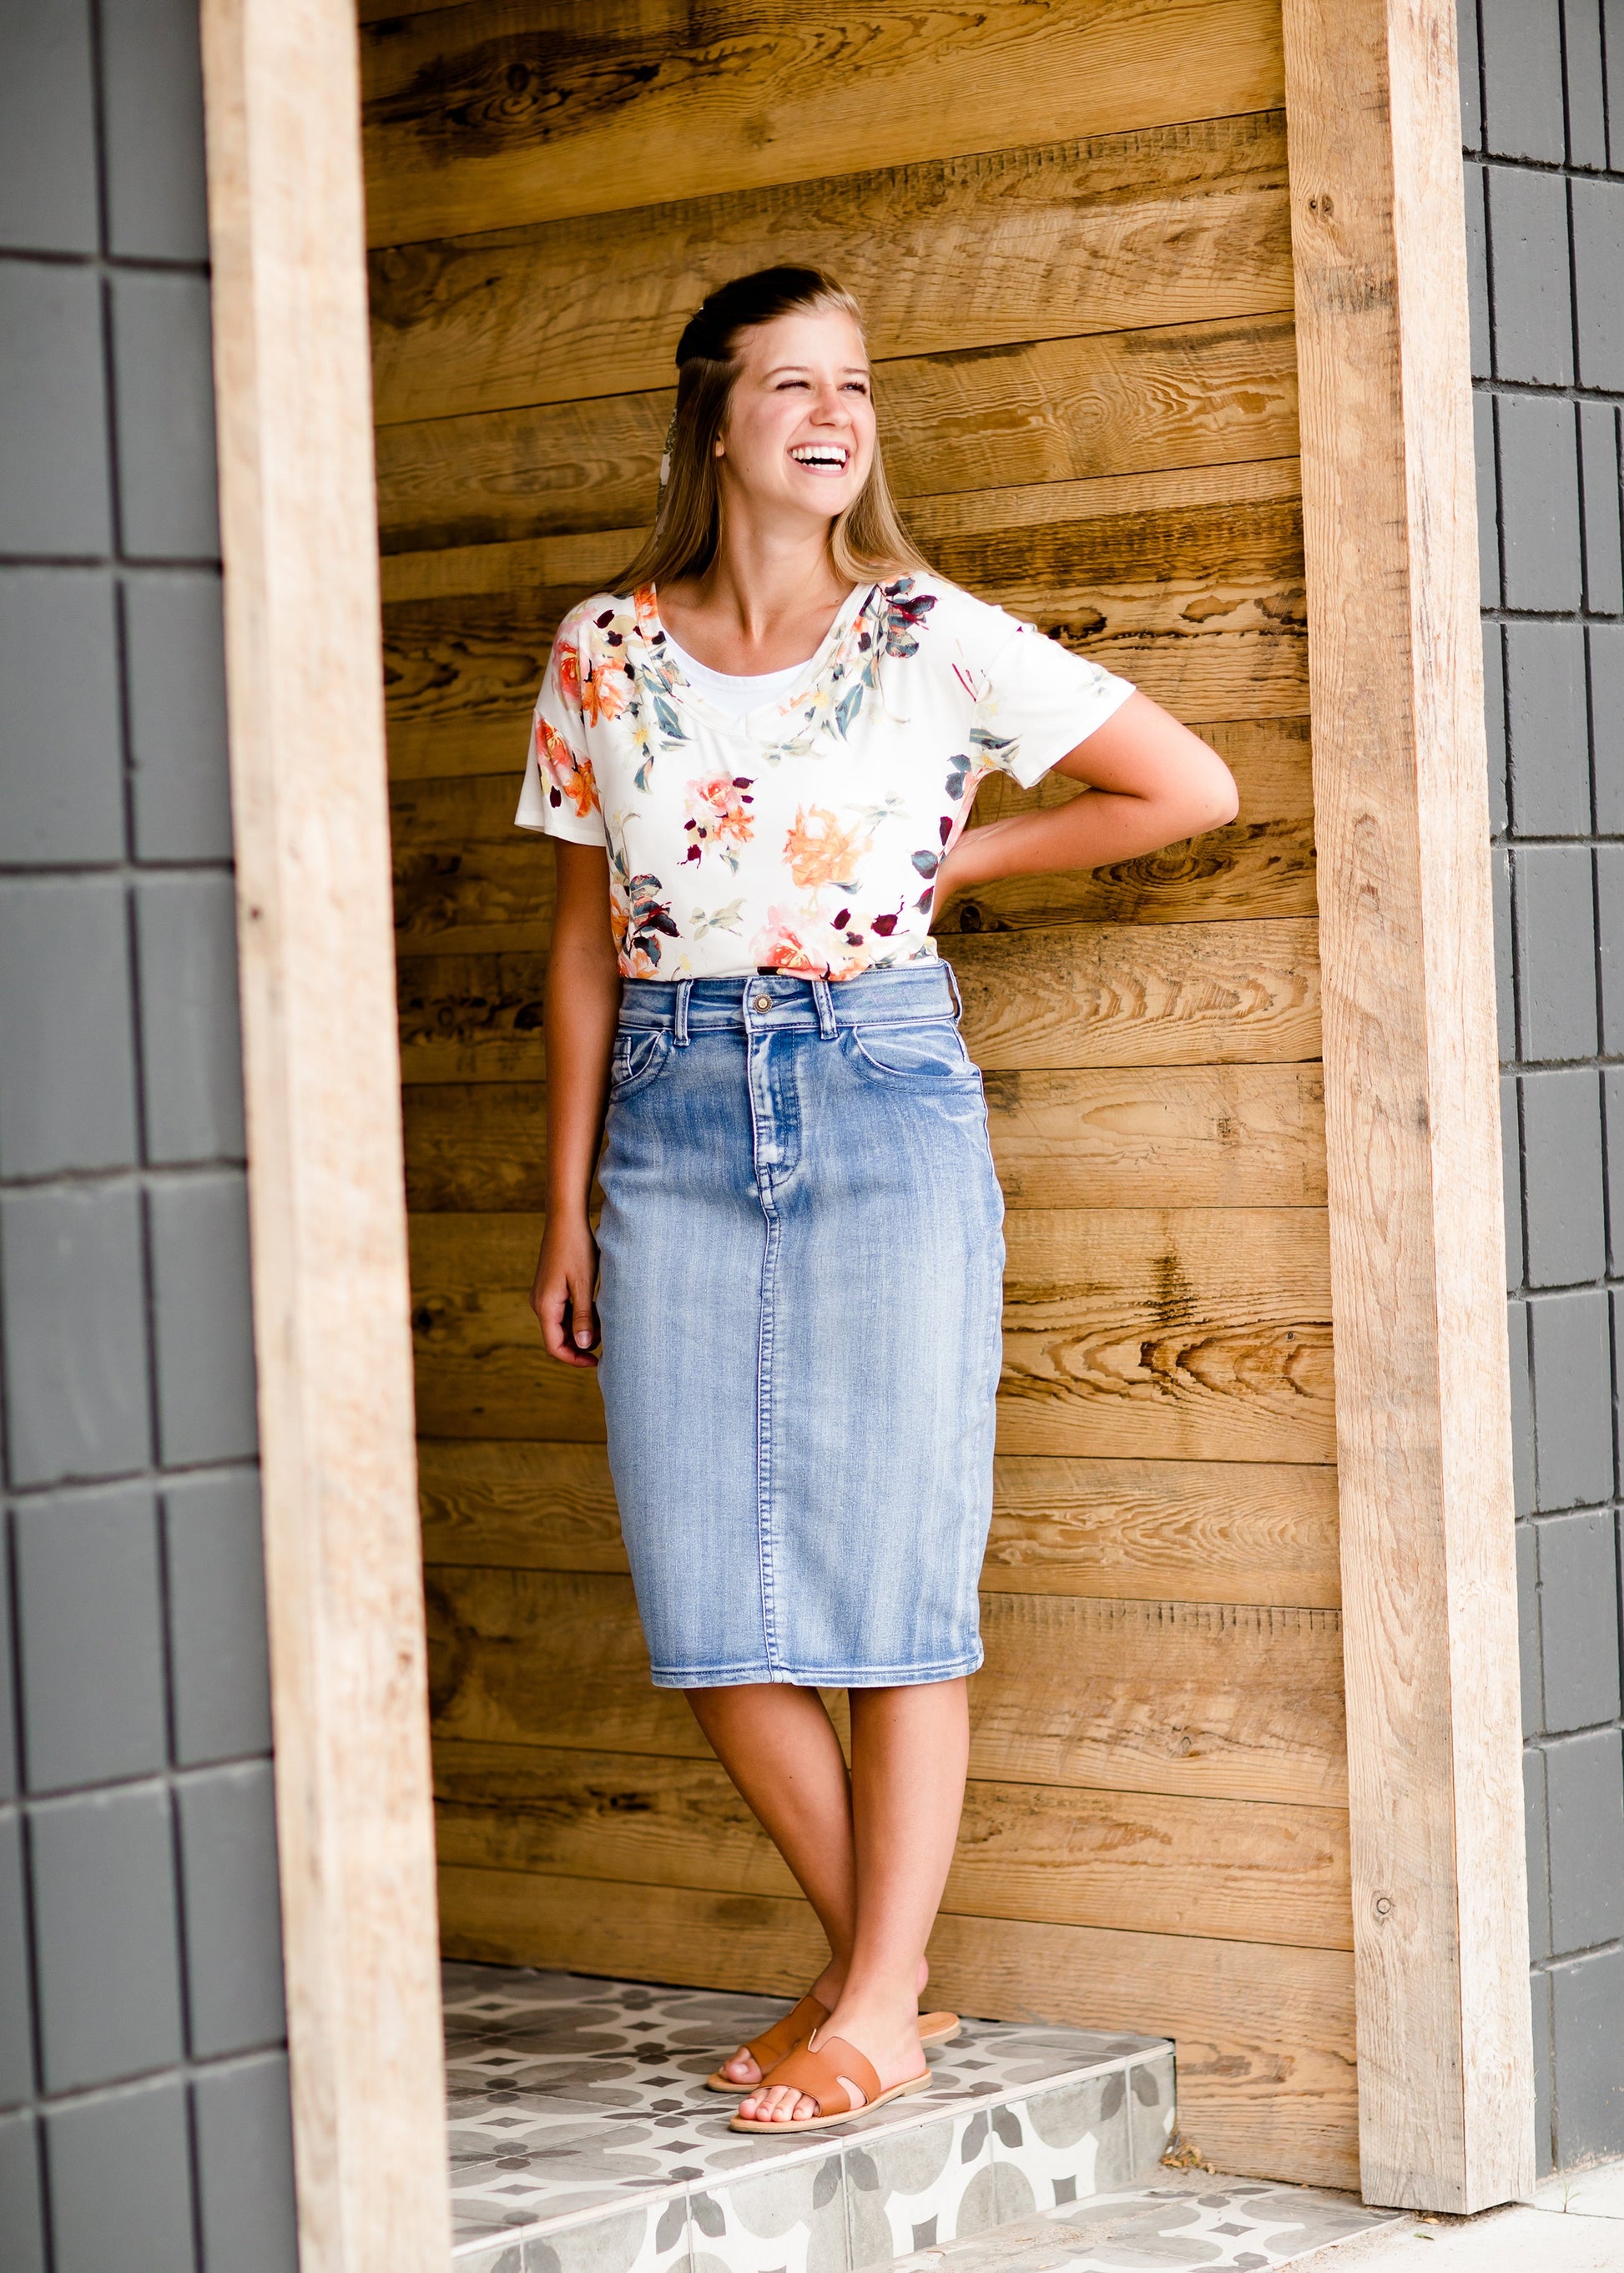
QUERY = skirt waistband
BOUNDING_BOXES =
[618,961,961,1037]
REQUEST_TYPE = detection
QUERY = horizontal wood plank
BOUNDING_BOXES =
[432,1739,1353,1949]
[984,1454,1339,1605]
[999,1204,1334,1460]
[436,1867,1357,2187]
[361,0,1287,243]
[370,115,1291,422]
[425,1567,1346,1805]
[403,1063,1326,1213]
[409,1204,1332,1459]
[395,919,1323,1087]
[376,315,1297,552]
[416,1439,1342,1607]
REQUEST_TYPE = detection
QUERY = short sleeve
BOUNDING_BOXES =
[516,621,606,844]
[971,619,1136,790]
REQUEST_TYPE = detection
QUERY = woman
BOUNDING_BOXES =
[522,267,1237,2133]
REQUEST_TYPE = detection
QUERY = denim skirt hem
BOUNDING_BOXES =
[597,965,1005,1693]
[648,1644,987,1691]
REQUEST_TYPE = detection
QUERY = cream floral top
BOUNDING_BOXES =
[517,575,1134,980]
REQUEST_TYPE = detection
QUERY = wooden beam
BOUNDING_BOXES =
[1281,0,1532,2212]
[199,5,450,2267]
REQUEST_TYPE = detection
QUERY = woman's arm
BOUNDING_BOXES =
[935,691,1238,900]
[531,840,622,1365]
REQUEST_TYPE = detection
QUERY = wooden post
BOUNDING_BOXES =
[1282,0,1534,2211]
[199,3,451,2265]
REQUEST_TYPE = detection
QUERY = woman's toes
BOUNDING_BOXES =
[724,2049,760,2084]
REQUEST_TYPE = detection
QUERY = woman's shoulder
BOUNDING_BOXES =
[878,572,1019,654]
[553,584,656,651]
[871,571,1030,670]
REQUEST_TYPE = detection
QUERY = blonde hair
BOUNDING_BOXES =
[617,266,931,592]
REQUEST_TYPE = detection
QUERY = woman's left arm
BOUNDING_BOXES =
[934,692,1238,899]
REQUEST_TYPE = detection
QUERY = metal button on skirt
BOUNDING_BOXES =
[596,963,1006,1689]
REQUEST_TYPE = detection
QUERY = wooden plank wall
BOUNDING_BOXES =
[361,0,1354,2187]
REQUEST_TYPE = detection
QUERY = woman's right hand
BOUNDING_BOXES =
[532,1215,602,1365]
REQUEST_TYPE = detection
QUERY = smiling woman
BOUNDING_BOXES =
[521,265,1238,2133]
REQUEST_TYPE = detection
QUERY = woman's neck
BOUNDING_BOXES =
[658,508,857,674]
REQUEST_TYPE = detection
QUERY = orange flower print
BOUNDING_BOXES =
[749,904,872,981]
[580,658,630,727]
[537,716,596,818]
[633,584,661,638]
[782,805,870,892]
[553,638,582,708]
[682,773,755,867]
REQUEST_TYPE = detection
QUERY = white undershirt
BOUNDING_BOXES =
[663,633,815,718]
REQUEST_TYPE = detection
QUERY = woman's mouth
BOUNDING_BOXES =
[789,444,850,475]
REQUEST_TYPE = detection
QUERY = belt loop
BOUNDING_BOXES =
[942,959,964,1019]
[811,975,836,1040]
[673,977,693,1046]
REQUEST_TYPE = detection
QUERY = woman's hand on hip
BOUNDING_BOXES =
[532,1216,602,1365]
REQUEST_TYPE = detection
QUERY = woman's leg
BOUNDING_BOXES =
[687,1684,858,2084]
[739,1676,970,2122]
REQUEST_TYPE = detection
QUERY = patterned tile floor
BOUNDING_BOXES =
[443,1963,1176,2270]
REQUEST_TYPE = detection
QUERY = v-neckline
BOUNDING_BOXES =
[643,581,874,737]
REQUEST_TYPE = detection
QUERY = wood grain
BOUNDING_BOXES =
[424,1566,1347,1806]
[999,1204,1333,1460]
[436,1867,1358,2187]
[984,1454,1340,1604]
[402,1063,1326,1213]
[375,312,1297,550]
[947,919,1322,1071]
[370,114,1292,422]
[416,1439,1341,1605]
[1284,0,1530,2211]
[409,1205,1332,1459]
[433,1740,1354,1949]
[201,2,450,2265]
[360,0,1287,243]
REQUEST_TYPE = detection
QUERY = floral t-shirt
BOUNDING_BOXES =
[516,575,1134,980]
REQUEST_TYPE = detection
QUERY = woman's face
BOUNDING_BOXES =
[714,308,877,527]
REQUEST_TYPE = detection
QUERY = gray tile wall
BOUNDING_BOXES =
[0,2,298,2264]
[1465,0,1624,2179]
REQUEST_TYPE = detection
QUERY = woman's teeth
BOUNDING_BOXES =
[790,446,849,470]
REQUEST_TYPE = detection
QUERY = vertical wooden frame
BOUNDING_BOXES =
[1283,0,1534,2212]
[199,2,452,2265]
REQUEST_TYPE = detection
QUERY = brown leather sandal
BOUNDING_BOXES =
[704,1993,829,2092]
[706,2004,959,2093]
[729,2034,932,2131]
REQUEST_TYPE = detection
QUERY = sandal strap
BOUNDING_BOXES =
[743,1993,828,2070]
[757,2035,881,2117]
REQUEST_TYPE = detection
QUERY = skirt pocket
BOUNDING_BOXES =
[608,1027,673,1100]
[845,1019,979,1083]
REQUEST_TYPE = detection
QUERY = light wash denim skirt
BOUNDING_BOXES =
[596,962,1006,1690]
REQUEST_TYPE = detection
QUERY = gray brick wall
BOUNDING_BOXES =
[0,2,298,2264]
[1465,0,1624,2178]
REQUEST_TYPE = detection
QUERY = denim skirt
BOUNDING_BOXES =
[596,962,1006,1689]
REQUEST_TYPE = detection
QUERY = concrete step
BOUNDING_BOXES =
[867,2176,1399,2272]
[443,1963,1176,2273]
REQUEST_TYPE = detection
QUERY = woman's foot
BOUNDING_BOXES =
[717,1957,928,2089]
[737,1988,926,2124]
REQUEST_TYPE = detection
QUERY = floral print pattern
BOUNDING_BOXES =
[517,575,1135,980]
